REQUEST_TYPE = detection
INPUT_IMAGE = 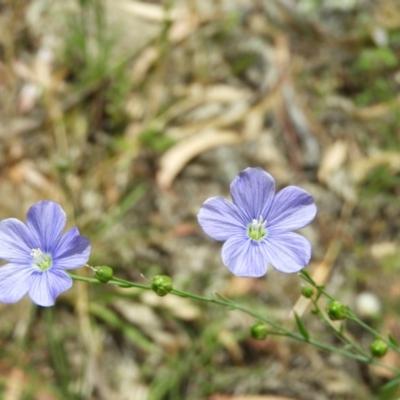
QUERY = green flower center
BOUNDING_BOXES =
[31,248,52,271]
[247,216,267,241]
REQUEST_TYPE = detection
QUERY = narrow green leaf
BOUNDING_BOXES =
[294,312,310,341]
[388,333,399,348]
[299,270,315,285]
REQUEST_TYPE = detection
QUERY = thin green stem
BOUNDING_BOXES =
[299,271,400,355]
[69,272,400,374]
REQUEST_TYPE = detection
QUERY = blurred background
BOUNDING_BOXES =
[1,0,400,399]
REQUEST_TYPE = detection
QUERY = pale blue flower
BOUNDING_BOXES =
[0,201,91,306]
[198,168,316,277]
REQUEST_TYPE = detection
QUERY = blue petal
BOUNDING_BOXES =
[221,235,268,277]
[262,232,312,273]
[0,219,38,263]
[53,227,91,270]
[267,186,316,232]
[26,201,66,253]
[28,270,73,307]
[198,197,245,241]
[230,168,275,222]
[0,263,35,303]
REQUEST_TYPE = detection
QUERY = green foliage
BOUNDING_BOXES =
[138,127,176,153]
[354,48,398,73]
[360,164,400,201]
[63,0,116,85]
[294,312,310,340]
[354,77,394,106]
[62,0,131,131]
[230,52,259,75]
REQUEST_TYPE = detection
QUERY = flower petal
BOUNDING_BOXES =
[230,168,275,221]
[28,270,73,307]
[0,263,35,303]
[0,219,38,263]
[221,235,268,277]
[262,232,312,273]
[198,197,245,241]
[267,186,316,232]
[53,227,91,270]
[26,201,66,253]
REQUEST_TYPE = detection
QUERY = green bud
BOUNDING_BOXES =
[151,275,173,296]
[311,306,319,315]
[301,286,314,298]
[326,301,347,321]
[250,321,268,340]
[94,265,114,283]
[370,339,388,358]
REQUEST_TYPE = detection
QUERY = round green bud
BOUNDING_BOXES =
[151,275,173,297]
[311,306,319,315]
[301,286,314,298]
[94,265,114,283]
[326,301,347,321]
[370,339,388,358]
[250,321,268,340]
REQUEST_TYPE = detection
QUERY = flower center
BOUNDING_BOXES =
[247,216,267,241]
[31,248,52,271]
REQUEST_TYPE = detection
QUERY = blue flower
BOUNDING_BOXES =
[197,168,316,277]
[0,201,91,306]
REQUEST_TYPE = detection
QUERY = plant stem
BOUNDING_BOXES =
[69,272,400,374]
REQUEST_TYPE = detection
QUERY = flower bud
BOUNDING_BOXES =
[311,306,319,315]
[151,275,173,296]
[326,301,347,321]
[370,339,388,358]
[94,265,114,283]
[250,321,268,340]
[301,286,314,298]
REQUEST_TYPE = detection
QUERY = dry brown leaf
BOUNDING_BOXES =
[370,242,398,259]
[317,140,347,183]
[118,1,186,22]
[224,277,258,297]
[141,291,201,321]
[243,109,264,141]
[208,395,297,400]
[352,101,396,119]
[369,350,400,379]
[8,160,63,201]
[218,330,243,363]
[350,152,400,183]
[156,129,240,190]
[181,83,251,104]
[130,47,159,84]
[169,14,201,43]
[0,118,43,138]
[4,367,57,400]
